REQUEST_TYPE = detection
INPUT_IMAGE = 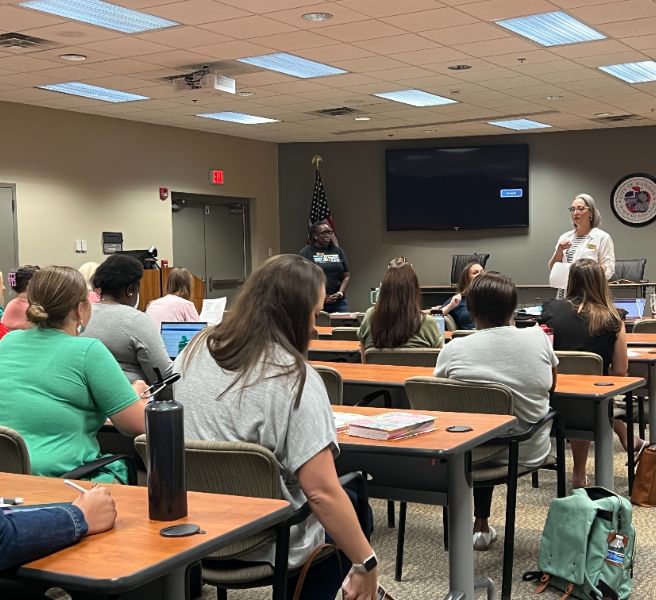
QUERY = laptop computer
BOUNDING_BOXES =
[613,298,646,322]
[160,322,207,359]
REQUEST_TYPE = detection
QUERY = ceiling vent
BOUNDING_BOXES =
[0,32,60,53]
[311,106,363,117]
[591,114,644,124]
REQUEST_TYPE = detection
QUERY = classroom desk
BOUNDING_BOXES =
[1,473,291,600]
[334,405,517,600]
[312,362,645,491]
[308,339,361,362]
[314,325,333,338]
[628,347,656,441]
[626,332,656,346]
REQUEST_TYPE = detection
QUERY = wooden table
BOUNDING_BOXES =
[313,362,645,491]
[628,347,656,441]
[308,339,361,362]
[2,473,291,600]
[334,405,517,600]
[314,326,333,338]
[626,332,656,346]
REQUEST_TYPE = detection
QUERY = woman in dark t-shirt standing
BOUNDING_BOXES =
[298,220,351,313]
[540,258,646,487]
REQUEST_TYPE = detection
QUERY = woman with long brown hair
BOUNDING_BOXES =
[540,258,646,487]
[430,261,484,330]
[358,258,442,350]
[145,267,200,328]
[174,254,378,600]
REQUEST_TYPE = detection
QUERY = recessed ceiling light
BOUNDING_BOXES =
[488,118,552,130]
[302,12,333,22]
[495,11,605,47]
[374,89,457,107]
[599,61,656,84]
[353,116,371,121]
[19,0,179,34]
[59,53,86,61]
[38,81,149,103]
[546,95,563,100]
[448,64,471,71]
[237,91,255,97]
[197,111,280,125]
[237,52,347,79]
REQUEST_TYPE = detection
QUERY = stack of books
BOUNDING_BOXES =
[347,412,436,441]
[334,412,364,433]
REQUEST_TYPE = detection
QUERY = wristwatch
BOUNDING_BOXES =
[351,552,377,573]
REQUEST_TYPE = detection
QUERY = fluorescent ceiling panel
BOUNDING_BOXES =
[20,0,179,33]
[599,61,656,84]
[488,118,552,130]
[495,11,605,47]
[197,112,280,125]
[38,82,149,103]
[374,89,457,107]
[237,52,347,79]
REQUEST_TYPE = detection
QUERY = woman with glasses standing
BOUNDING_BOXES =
[299,220,351,313]
[548,194,615,296]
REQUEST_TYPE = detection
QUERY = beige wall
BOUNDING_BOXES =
[0,101,278,270]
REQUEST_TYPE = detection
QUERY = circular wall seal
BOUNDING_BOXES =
[610,173,656,227]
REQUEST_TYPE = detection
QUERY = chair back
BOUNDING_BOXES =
[363,347,440,367]
[331,327,359,341]
[554,351,603,375]
[0,427,31,474]
[405,377,513,463]
[611,259,647,283]
[633,319,656,334]
[451,329,476,338]
[316,311,331,326]
[134,436,282,557]
[443,314,457,332]
[451,253,490,285]
[313,364,343,405]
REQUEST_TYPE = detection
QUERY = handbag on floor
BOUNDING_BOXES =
[523,487,636,600]
[631,443,656,507]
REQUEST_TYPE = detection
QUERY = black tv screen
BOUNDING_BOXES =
[386,145,529,231]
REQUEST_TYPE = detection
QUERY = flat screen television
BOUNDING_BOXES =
[386,144,529,231]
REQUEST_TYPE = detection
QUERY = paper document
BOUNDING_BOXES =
[199,297,227,326]
[549,262,570,289]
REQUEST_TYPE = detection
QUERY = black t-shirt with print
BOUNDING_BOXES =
[298,244,349,296]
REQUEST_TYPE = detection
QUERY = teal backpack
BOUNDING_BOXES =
[524,487,636,600]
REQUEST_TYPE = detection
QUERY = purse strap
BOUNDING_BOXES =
[292,543,344,600]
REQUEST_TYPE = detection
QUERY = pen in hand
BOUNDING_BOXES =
[64,479,94,494]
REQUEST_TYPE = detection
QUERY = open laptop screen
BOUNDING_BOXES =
[613,298,645,320]
[161,322,207,359]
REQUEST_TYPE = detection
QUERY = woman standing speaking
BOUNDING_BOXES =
[548,194,615,294]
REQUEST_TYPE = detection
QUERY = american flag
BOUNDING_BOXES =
[308,169,338,244]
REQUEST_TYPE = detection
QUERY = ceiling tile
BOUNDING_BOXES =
[354,33,438,54]
[336,0,447,19]
[137,49,218,68]
[550,39,635,59]
[0,54,58,72]
[83,37,174,58]
[382,7,479,32]
[145,0,251,24]
[570,0,656,24]
[139,26,234,47]
[267,3,368,28]
[622,34,656,51]
[598,17,656,38]
[457,0,557,20]
[0,5,63,30]
[299,43,374,62]
[29,45,117,64]
[485,49,564,67]
[420,22,510,45]
[452,36,538,57]
[316,20,401,42]
[391,46,473,65]
[250,29,335,50]
[22,22,123,45]
[202,15,298,38]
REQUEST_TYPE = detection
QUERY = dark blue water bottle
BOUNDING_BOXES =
[145,372,187,521]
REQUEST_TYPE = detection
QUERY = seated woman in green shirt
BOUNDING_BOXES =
[0,266,148,483]
[358,258,443,358]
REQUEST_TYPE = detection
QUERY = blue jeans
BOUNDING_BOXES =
[324,298,349,313]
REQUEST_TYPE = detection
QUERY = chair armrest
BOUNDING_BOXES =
[482,410,558,446]
[60,453,137,484]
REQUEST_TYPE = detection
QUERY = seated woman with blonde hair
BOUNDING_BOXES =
[146,267,200,328]
[78,261,100,304]
[0,266,147,483]
[358,257,442,353]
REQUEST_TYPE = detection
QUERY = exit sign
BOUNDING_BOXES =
[209,169,224,185]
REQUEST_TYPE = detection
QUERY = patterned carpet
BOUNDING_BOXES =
[213,436,654,600]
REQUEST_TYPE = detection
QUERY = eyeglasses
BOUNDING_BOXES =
[316,230,333,236]
[568,207,588,213]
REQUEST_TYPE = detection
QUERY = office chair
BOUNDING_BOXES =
[313,364,343,405]
[451,254,490,285]
[331,327,359,341]
[611,259,647,282]
[363,347,440,367]
[402,377,565,600]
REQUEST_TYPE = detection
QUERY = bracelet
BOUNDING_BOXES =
[336,291,344,298]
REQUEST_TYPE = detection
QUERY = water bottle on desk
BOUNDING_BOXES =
[145,369,187,521]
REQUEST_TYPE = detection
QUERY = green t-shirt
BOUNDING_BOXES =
[357,307,443,350]
[0,327,139,482]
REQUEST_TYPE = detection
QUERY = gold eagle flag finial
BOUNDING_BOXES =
[311,154,323,170]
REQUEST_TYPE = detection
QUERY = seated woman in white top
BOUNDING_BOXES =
[434,272,558,551]
[146,267,200,328]
[173,254,378,600]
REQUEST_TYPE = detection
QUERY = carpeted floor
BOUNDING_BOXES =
[212,436,654,600]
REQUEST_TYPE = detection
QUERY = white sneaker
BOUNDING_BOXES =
[473,526,497,551]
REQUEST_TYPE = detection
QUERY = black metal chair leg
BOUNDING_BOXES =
[501,442,520,600]
[216,587,228,600]
[555,413,567,498]
[531,471,539,488]
[442,506,449,551]
[625,392,635,493]
[395,502,407,582]
[387,500,395,528]
[638,396,646,441]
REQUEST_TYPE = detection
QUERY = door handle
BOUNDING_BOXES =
[207,275,213,293]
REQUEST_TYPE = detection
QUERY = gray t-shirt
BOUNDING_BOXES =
[434,326,558,467]
[83,303,172,384]
[172,343,337,567]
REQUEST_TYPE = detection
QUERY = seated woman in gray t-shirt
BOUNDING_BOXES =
[434,272,558,552]
[173,254,378,600]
